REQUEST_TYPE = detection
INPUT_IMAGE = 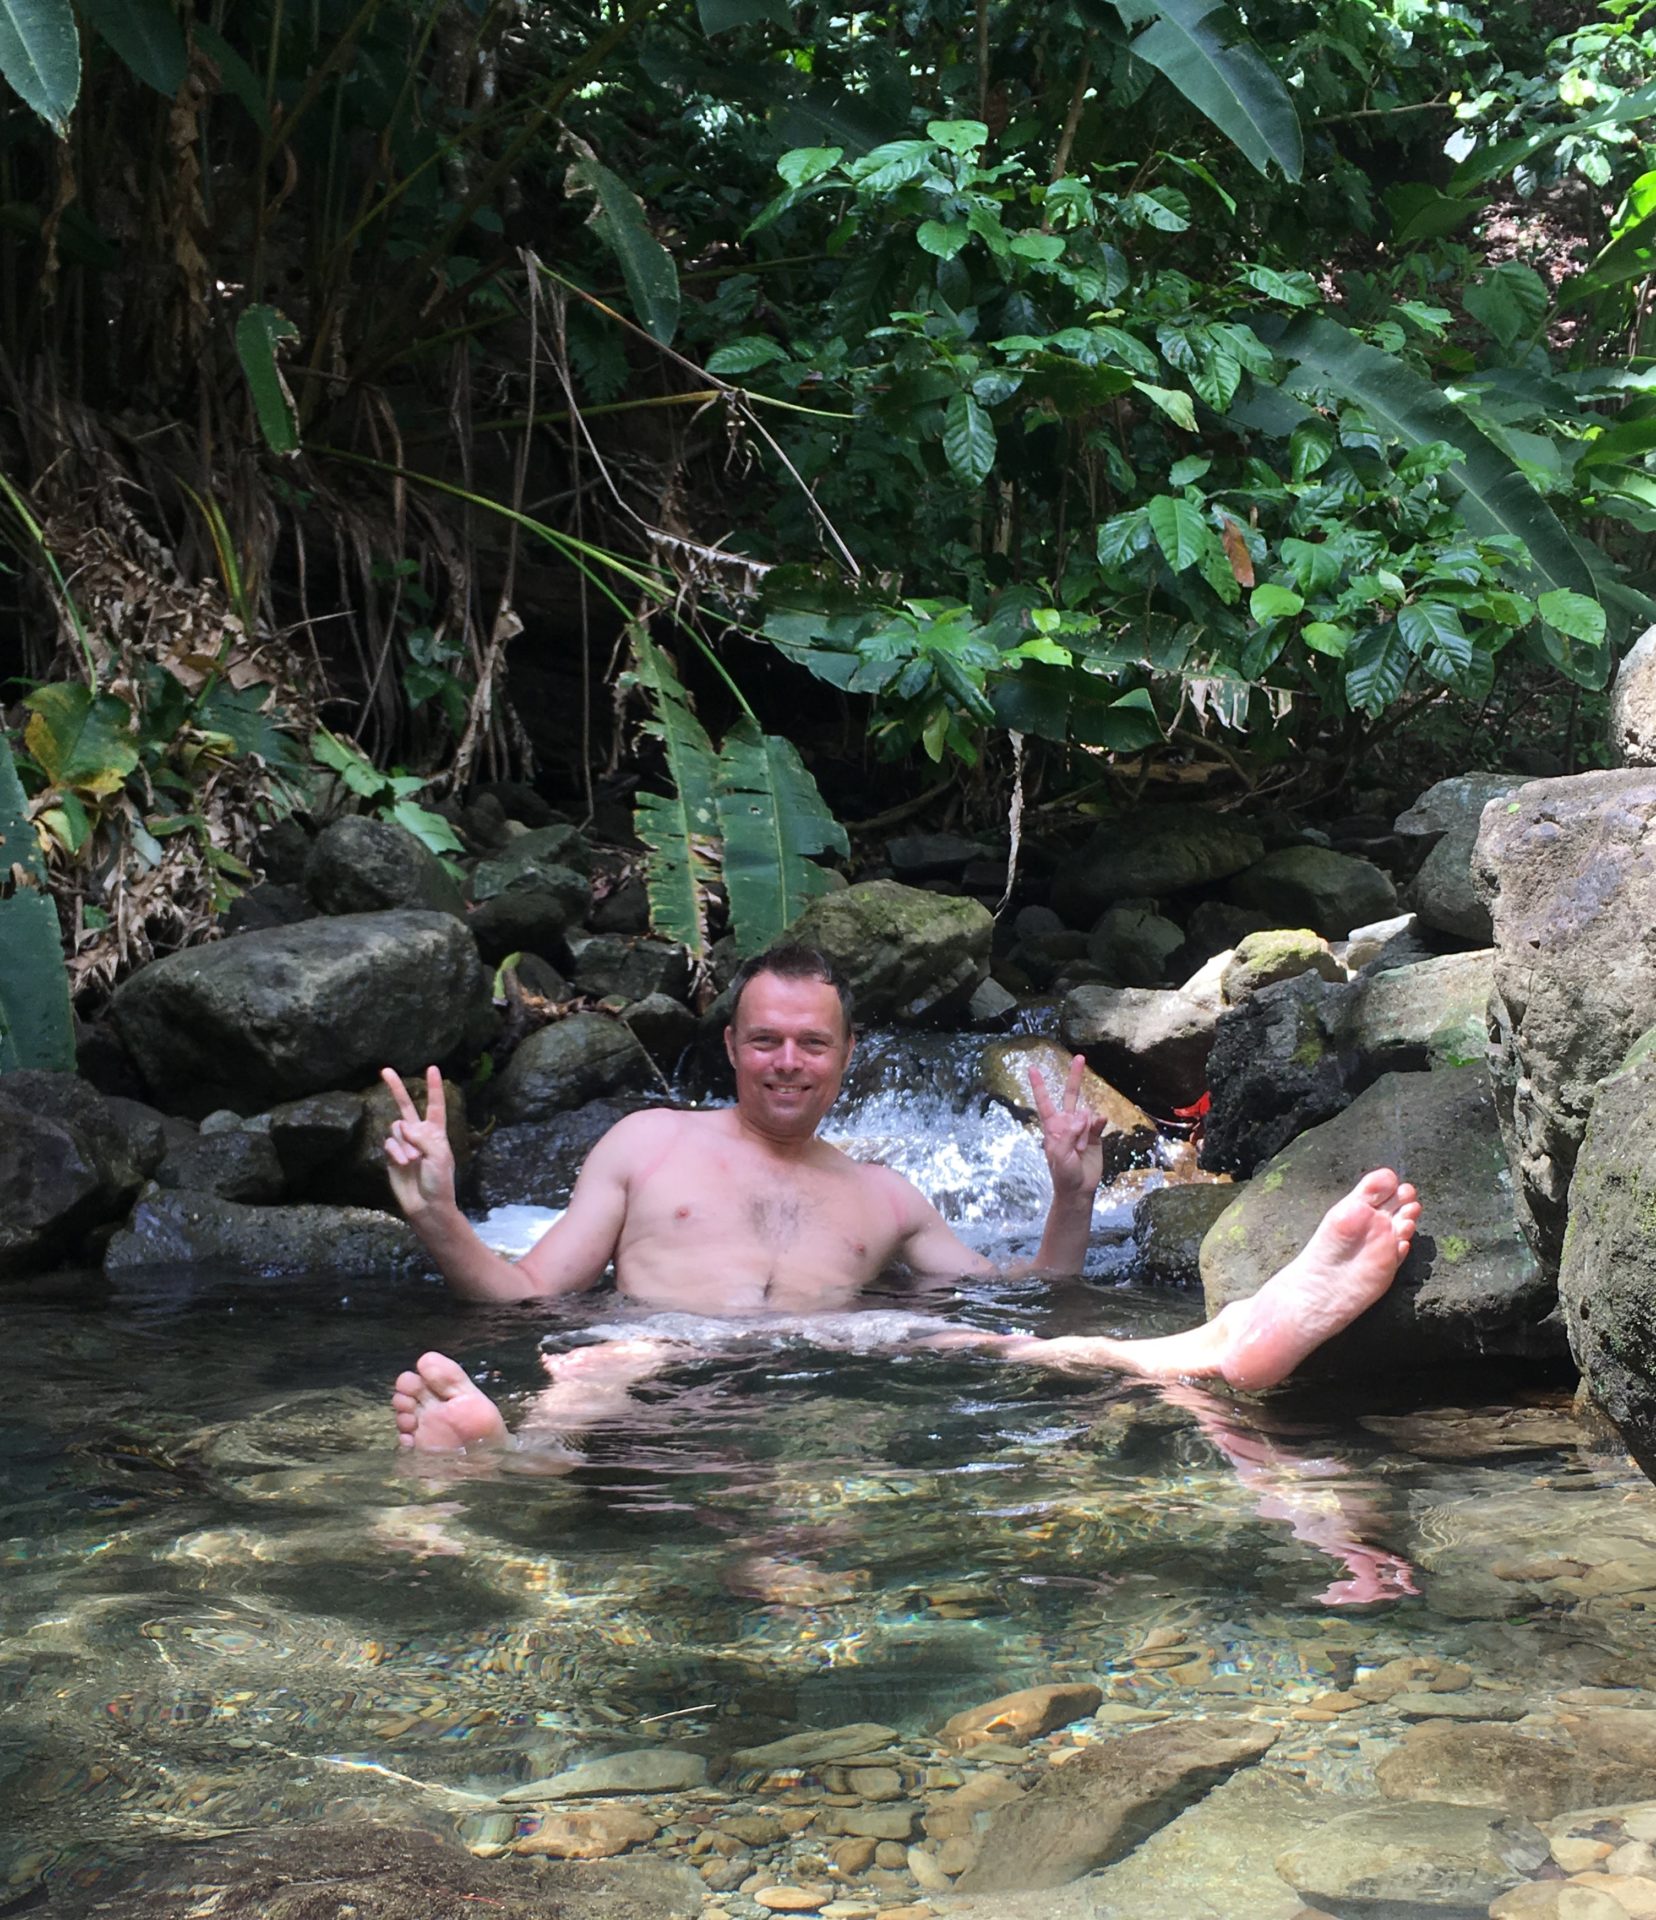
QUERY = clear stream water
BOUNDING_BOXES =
[3,1032,1652,1911]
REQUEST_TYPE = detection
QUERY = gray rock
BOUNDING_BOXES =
[1012,904,1064,941]
[466,872,588,964]
[0,1076,150,1276]
[264,1091,366,1185]
[569,935,692,1006]
[223,881,315,937]
[589,872,649,936]
[1275,1800,1547,1918]
[1179,899,1276,972]
[956,1715,1276,1893]
[1053,807,1265,925]
[471,1099,660,1209]
[1558,1031,1656,1479]
[1086,905,1185,986]
[502,1749,709,1801]
[1012,927,1090,989]
[109,911,492,1118]
[306,1077,469,1210]
[1201,973,1360,1177]
[980,1038,1157,1176]
[1060,984,1218,1111]
[1348,950,1493,1075]
[471,824,592,895]
[621,994,698,1068]
[1340,911,1416,971]
[105,1189,426,1277]
[886,831,990,880]
[490,1014,656,1125]
[1225,845,1398,939]
[303,815,465,919]
[965,977,1019,1028]
[1200,1067,1556,1375]
[1474,770,1656,1273]
[155,1129,287,1203]
[1610,622,1656,765]
[789,880,992,1023]
[1396,772,1529,943]
[1220,928,1344,1004]
[1132,1182,1239,1289]
[725,1723,897,1773]
[1375,1710,1656,1821]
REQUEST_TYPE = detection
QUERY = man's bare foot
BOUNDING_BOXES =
[391,1352,508,1452]
[1215,1169,1420,1392]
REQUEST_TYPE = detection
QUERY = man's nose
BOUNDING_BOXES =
[776,1039,802,1069]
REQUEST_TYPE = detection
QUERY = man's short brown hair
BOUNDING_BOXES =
[728,943,855,1033]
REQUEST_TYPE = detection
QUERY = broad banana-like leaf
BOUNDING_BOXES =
[1123,0,1302,182]
[629,632,720,963]
[79,0,186,95]
[1278,314,1612,683]
[715,717,848,955]
[0,0,77,132]
[564,140,680,346]
[0,725,74,1072]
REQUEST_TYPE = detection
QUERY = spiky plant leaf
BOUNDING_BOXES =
[0,725,73,1071]
[715,717,848,955]
[628,631,720,963]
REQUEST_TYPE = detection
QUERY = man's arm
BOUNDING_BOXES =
[381,1067,628,1303]
[895,1054,1106,1282]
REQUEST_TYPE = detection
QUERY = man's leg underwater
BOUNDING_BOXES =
[933,1170,1420,1391]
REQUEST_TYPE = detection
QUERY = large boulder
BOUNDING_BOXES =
[1394,771,1528,942]
[1609,622,1656,765]
[0,1072,157,1276]
[569,934,692,1006]
[104,1190,426,1276]
[1474,769,1656,1273]
[1053,806,1264,925]
[1060,983,1218,1110]
[471,823,592,892]
[465,873,588,965]
[789,880,991,1023]
[1558,1030,1656,1478]
[1275,1801,1546,1917]
[1224,845,1398,939]
[1219,928,1343,1005]
[108,912,492,1118]
[1085,905,1185,986]
[302,815,465,918]
[490,1013,656,1125]
[1200,1067,1557,1375]
[1346,948,1493,1074]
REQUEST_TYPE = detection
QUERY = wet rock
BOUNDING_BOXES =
[503,1748,708,1799]
[979,1040,1156,1173]
[726,1724,898,1773]
[490,1014,656,1125]
[1200,1067,1556,1375]
[817,1805,918,1842]
[1060,983,1218,1110]
[1132,1182,1238,1289]
[0,1073,153,1276]
[1226,845,1398,940]
[303,815,465,919]
[472,823,592,890]
[956,1715,1276,1893]
[789,881,991,1024]
[1085,906,1185,987]
[922,1769,1025,1841]
[1053,806,1264,926]
[1395,772,1529,943]
[109,911,492,1117]
[938,1682,1104,1753]
[154,1128,287,1203]
[1201,973,1358,1177]
[1220,929,1344,1004]
[104,1189,427,1277]
[1178,899,1276,973]
[886,832,991,881]
[964,977,1019,1029]
[1610,624,1656,766]
[1346,950,1493,1075]
[1275,1800,1548,1916]
[1341,911,1417,971]
[471,1098,660,1208]
[513,1806,659,1858]
[570,934,693,1006]
[1557,1032,1656,1480]
[621,993,698,1067]
[1475,770,1656,1274]
[223,880,315,936]
[466,873,589,965]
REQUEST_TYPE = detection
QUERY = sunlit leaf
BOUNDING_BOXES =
[716,717,848,954]
[628,630,720,964]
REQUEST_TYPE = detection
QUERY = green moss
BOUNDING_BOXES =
[1438,1234,1470,1264]
[1291,1035,1324,1068]
[1257,1167,1286,1194]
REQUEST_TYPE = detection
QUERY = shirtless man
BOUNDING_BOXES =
[385,943,1420,1453]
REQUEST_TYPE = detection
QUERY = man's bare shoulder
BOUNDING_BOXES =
[587,1104,728,1167]
[835,1152,933,1217]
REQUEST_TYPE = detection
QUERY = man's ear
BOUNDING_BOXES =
[723,1022,737,1068]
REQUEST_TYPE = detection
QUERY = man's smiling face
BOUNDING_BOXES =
[724,970,854,1143]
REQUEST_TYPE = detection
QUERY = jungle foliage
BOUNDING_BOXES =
[0,0,1654,981]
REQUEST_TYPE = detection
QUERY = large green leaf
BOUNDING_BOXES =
[942,392,996,486]
[1123,0,1302,182]
[628,632,720,964]
[235,305,301,455]
[23,683,138,796]
[565,147,681,345]
[0,0,79,133]
[1560,170,1656,311]
[1450,80,1656,192]
[0,725,74,1073]
[715,718,848,955]
[78,0,185,94]
[1277,314,1611,683]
